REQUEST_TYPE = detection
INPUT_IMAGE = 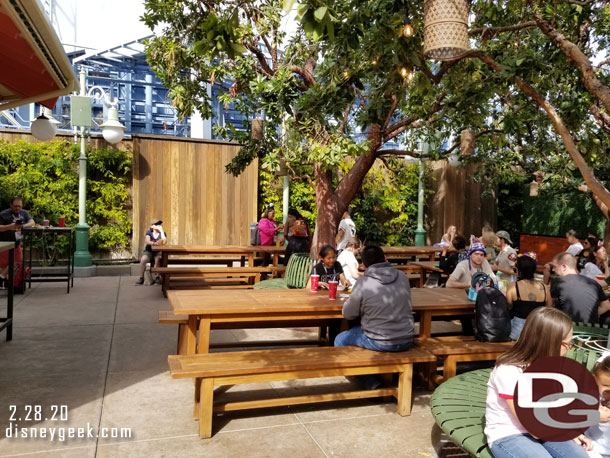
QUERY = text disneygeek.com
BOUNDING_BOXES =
[5,423,132,442]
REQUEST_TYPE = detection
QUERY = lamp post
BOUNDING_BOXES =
[414,142,428,247]
[31,66,126,268]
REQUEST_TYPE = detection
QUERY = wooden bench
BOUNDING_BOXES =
[158,310,331,354]
[168,345,436,438]
[166,256,263,267]
[152,266,274,296]
[415,336,514,389]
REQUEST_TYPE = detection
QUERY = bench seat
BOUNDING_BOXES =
[415,336,513,388]
[153,266,274,296]
[168,345,435,438]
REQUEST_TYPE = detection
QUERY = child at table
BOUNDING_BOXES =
[306,245,350,290]
[135,219,167,286]
[585,354,610,458]
[485,307,592,458]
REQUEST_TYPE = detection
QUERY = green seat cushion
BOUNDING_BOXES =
[254,278,289,289]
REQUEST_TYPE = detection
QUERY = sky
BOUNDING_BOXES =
[51,0,152,53]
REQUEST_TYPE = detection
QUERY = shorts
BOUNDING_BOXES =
[0,245,23,268]
[142,250,161,260]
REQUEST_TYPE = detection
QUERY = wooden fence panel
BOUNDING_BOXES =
[1,129,257,258]
[132,135,257,255]
[426,161,496,244]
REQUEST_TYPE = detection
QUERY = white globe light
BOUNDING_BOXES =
[102,126,125,144]
[100,106,126,144]
[31,115,57,141]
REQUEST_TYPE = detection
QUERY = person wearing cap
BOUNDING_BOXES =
[446,236,496,289]
[135,218,167,286]
[336,207,357,252]
[492,230,518,284]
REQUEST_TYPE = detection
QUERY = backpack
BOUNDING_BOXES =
[291,219,308,238]
[467,272,495,301]
[250,223,260,246]
[474,287,512,342]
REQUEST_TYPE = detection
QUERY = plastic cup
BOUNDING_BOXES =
[328,281,339,300]
[42,219,49,227]
[596,275,606,281]
[310,275,319,292]
[58,217,65,227]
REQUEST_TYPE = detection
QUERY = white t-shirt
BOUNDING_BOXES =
[337,218,356,251]
[567,242,584,256]
[586,417,610,457]
[484,364,528,447]
[582,262,603,279]
[338,249,359,286]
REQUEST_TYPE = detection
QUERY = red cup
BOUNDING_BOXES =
[596,275,606,281]
[310,274,319,292]
[328,281,339,300]
[58,217,65,227]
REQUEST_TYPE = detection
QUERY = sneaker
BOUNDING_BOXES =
[135,277,144,286]
[153,276,162,285]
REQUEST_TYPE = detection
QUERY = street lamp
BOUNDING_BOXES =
[31,66,126,268]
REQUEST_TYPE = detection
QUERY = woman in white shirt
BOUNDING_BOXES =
[566,229,584,256]
[337,238,362,287]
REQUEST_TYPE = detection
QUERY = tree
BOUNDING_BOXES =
[142,0,449,253]
[142,0,610,248]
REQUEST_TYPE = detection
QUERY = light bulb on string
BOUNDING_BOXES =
[403,23,414,37]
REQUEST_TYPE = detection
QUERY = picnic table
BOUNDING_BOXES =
[408,261,446,286]
[381,246,447,262]
[168,288,473,355]
[157,245,286,268]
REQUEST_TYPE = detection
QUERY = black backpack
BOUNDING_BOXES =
[474,287,512,342]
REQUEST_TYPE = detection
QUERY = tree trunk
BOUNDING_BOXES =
[309,125,383,257]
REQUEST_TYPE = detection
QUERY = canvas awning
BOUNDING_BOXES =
[0,0,79,111]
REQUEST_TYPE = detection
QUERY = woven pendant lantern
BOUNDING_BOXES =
[423,0,469,61]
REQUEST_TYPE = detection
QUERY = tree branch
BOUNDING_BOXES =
[534,12,610,113]
[382,95,399,131]
[338,101,352,136]
[589,104,610,134]
[378,149,420,158]
[442,129,504,155]
[243,42,274,77]
[469,21,537,40]
[286,163,314,188]
[290,65,316,87]
[383,92,446,141]
[377,156,402,175]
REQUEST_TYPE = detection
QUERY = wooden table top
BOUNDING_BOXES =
[168,287,472,315]
[382,246,446,255]
[0,242,15,254]
[157,245,286,254]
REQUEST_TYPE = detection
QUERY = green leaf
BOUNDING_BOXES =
[296,4,308,20]
[314,6,328,22]
[230,43,248,55]
[283,0,297,12]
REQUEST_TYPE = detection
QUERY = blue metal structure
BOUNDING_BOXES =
[0,37,192,138]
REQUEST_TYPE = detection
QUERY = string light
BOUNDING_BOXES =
[403,23,414,37]
[371,57,378,66]
[342,69,350,80]
[399,67,415,81]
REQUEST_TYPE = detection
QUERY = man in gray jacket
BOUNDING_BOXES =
[335,245,415,351]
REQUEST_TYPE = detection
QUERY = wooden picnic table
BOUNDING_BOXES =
[157,245,286,268]
[408,261,447,286]
[168,287,473,355]
[382,246,447,262]
[0,242,14,341]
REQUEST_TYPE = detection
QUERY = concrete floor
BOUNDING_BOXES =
[0,277,472,458]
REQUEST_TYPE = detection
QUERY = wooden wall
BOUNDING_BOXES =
[0,129,258,257]
[132,135,258,252]
[426,161,496,244]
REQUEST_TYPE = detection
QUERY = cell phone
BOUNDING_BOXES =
[14,217,24,225]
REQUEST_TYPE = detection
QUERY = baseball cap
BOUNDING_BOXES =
[495,230,513,245]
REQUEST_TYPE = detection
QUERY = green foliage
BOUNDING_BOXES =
[523,187,605,238]
[0,139,132,252]
[258,158,425,245]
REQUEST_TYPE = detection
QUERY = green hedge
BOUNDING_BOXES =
[0,139,132,253]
